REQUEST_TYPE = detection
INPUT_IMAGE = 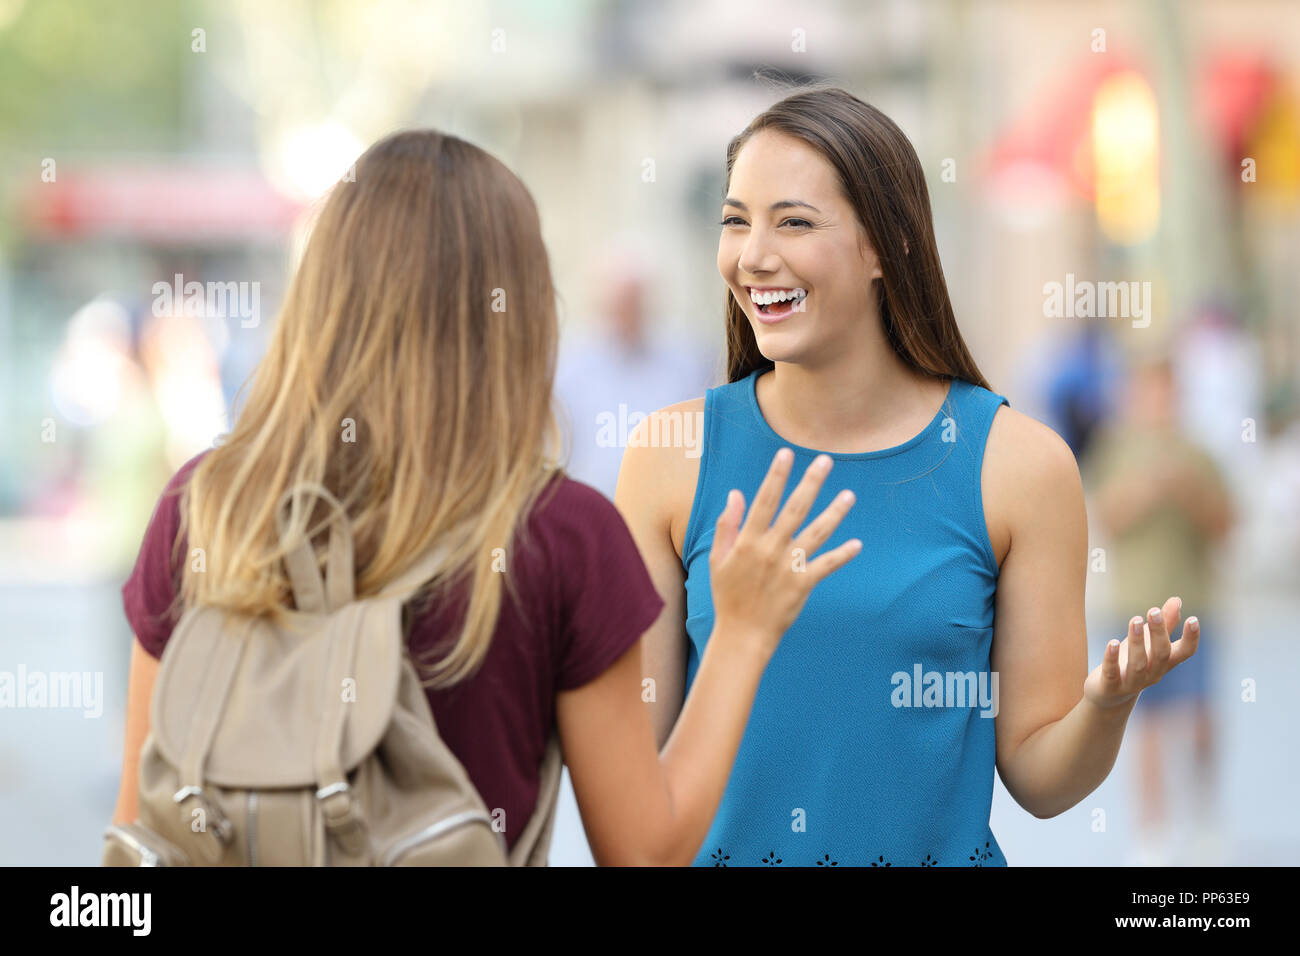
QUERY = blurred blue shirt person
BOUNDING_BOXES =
[550,248,714,866]
[555,252,715,499]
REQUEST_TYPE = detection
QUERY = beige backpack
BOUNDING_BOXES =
[103,483,563,866]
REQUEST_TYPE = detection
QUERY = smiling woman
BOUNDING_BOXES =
[615,85,1198,867]
[715,90,991,394]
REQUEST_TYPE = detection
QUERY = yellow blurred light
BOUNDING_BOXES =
[0,0,26,33]
[1092,71,1160,244]
[1249,91,1300,207]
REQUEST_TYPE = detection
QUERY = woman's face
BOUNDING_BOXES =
[717,129,881,366]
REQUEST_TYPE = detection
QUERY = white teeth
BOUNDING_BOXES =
[748,287,807,306]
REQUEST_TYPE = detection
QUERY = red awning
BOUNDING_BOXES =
[979,54,1142,203]
[1199,53,1280,157]
[19,165,306,241]
[980,49,1283,203]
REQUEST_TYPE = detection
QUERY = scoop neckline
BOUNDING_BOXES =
[745,367,958,460]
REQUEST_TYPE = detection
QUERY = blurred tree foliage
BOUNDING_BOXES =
[0,0,191,150]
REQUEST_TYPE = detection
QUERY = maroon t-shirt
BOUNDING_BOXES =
[121,450,666,854]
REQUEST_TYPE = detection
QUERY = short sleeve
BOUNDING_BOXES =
[121,451,207,659]
[546,480,666,691]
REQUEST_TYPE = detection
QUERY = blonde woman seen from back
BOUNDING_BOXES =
[113,129,862,866]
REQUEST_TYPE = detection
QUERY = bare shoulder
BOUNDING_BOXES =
[981,404,1084,568]
[617,397,706,559]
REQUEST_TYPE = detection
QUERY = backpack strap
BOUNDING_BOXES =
[173,614,253,864]
[274,482,371,860]
[276,483,355,614]
[508,730,564,866]
[274,492,566,866]
[312,603,369,862]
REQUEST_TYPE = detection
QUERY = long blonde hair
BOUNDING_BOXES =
[174,129,564,689]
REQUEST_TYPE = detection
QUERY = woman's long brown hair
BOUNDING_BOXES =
[174,130,564,689]
[723,86,992,391]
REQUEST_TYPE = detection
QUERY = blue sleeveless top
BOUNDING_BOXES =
[681,366,1011,867]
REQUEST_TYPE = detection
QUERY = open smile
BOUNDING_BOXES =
[747,286,808,323]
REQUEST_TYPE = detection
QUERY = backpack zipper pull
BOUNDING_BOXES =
[174,785,235,846]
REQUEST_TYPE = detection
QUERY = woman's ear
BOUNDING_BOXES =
[858,233,884,280]
[903,239,909,255]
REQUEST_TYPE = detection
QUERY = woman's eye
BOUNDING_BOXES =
[719,216,812,228]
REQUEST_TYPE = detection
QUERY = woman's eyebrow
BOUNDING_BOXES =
[722,197,822,213]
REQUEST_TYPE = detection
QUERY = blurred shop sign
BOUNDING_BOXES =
[19,166,305,242]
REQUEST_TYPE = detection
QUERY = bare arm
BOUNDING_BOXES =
[556,619,769,865]
[988,409,1133,818]
[558,441,861,865]
[112,637,158,825]
[612,399,700,750]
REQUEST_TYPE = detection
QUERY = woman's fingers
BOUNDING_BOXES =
[1096,600,1196,706]
[794,488,857,557]
[711,489,743,566]
[1169,616,1201,667]
[806,537,863,583]
[1125,614,1147,678]
[739,448,794,540]
[1102,637,1123,691]
[770,454,833,541]
[706,450,862,652]
[1144,600,1175,671]
[1162,595,1183,637]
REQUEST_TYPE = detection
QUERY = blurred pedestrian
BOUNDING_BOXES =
[555,244,715,499]
[1085,352,1235,865]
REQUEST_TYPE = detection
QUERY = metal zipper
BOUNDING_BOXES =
[378,810,497,866]
[247,791,258,867]
[106,824,160,867]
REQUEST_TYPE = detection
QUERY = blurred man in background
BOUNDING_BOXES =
[554,244,715,500]
[1084,352,1235,865]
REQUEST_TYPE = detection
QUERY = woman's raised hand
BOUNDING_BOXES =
[708,448,862,658]
[1083,596,1201,709]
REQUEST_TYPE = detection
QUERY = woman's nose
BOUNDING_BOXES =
[738,231,779,276]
